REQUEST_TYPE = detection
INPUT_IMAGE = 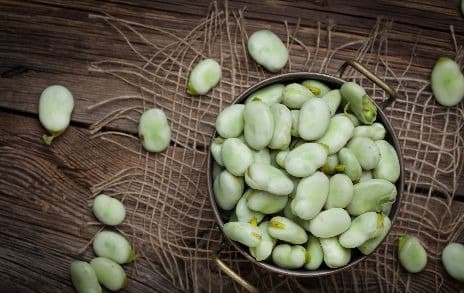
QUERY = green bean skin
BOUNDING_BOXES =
[215,104,245,138]
[70,261,102,293]
[442,242,464,282]
[398,235,428,273]
[272,244,307,269]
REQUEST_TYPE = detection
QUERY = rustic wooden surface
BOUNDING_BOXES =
[1,0,463,292]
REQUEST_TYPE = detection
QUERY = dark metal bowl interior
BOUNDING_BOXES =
[207,72,404,277]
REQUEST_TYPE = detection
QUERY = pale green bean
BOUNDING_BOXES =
[398,235,428,273]
[305,236,324,270]
[245,163,294,196]
[223,221,262,247]
[325,174,353,209]
[284,143,328,178]
[272,244,307,269]
[320,237,351,268]
[291,171,329,220]
[211,137,224,166]
[213,170,244,210]
[338,148,362,182]
[321,89,342,116]
[247,30,289,72]
[290,110,300,137]
[187,58,222,95]
[275,150,289,168]
[221,138,253,176]
[373,140,400,183]
[244,101,274,150]
[347,179,397,216]
[92,194,126,226]
[298,98,331,140]
[268,216,308,244]
[252,147,272,164]
[215,104,245,138]
[317,115,354,154]
[246,83,284,105]
[353,123,386,140]
[93,231,135,264]
[359,170,373,182]
[90,257,127,291]
[282,83,314,109]
[347,137,380,170]
[138,108,171,152]
[340,81,377,124]
[431,57,464,106]
[320,154,341,175]
[38,85,74,145]
[269,103,292,150]
[442,242,464,282]
[212,161,223,180]
[339,212,384,248]
[302,80,330,97]
[250,222,276,261]
[235,193,265,224]
[359,216,391,255]
[308,208,351,238]
[246,189,288,214]
[70,261,101,293]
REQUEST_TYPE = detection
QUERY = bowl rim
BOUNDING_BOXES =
[207,72,404,277]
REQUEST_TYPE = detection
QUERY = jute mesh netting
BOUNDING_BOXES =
[87,3,464,292]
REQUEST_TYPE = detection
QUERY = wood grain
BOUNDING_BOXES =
[0,111,182,292]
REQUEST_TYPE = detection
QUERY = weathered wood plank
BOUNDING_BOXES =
[0,111,183,292]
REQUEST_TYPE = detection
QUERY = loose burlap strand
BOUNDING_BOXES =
[87,2,464,292]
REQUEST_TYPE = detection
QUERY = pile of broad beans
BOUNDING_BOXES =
[212,79,400,270]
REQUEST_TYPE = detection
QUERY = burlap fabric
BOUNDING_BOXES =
[87,3,464,292]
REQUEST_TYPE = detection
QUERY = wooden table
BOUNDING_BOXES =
[1,1,463,292]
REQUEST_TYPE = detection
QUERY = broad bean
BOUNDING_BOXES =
[298,98,331,140]
[359,216,391,255]
[244,101,274,150]
[308,208,351,238]
[138,108,171,153]
[235,193,265,224]
[305,236,324,270]
[223,221,262,247]
[187,58,222,95]
[253,148,272,164]
[442,242,464,282]
[275,150,289,168]
[340,82,377,124]
[338,148,362,182]
[92,194,126,226]
[70,261,101,293]
[431,57,464,106]
[272,244,307,269]
[320,154,340,175]
[211,137,224,166]
[213,170,244,210]
[247,30,289,72]
[250,222,276,261]
[373,140,400,183]
[93,231,135,264]
[284,143,328,178]
[268,216,308,244]
[246,189,288,214]
[321,89,342,116]
[290,110,300,137]
[398,235,427,273]
[359,170,373,182]
[347,137,380,170]
[340,113,360,127]
[353,123,386,140]
[302,80,330,97]
[291,171,329,220]
[347,179,397,216]
[320,237,351,268]
[246,83,285,105]
[325,174,353,209]
[317,115,354,154]
[212,161,223,180]
[282,83,314,109]
[215,104,245,138]
[269,103,292,150]
[90,257,127,291]
[38,85,74,145]
[245,163,294,196]
[221,138,253,176]
[339,212,384,248]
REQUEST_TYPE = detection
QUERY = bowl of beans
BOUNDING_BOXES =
[207,60,404,283]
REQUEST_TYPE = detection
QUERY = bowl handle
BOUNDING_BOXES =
[336,60,398,109]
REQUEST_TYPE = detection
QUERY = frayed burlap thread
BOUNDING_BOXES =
[87,3,464,292]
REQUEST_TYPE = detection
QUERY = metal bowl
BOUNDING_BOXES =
[207,62,404,280]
